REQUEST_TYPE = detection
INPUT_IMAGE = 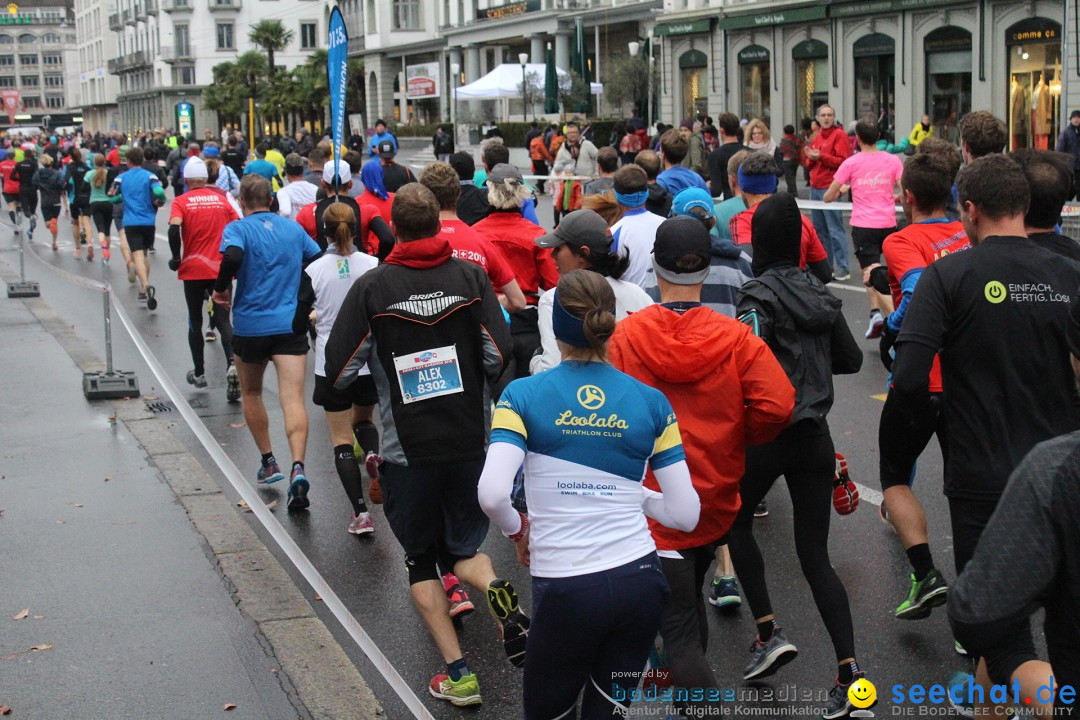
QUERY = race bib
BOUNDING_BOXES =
[393,345,464,404]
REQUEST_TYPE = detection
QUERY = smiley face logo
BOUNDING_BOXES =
[984,281,1007,304]
[576,385,605,410]
[848,678,877,709]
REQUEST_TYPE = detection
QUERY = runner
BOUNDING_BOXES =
[65,147,93,260]
[375,140,416,193]
[0,148,20,223]
[633,149,674,218]
[656,129,708,196]
[357,160,394,229]
[109,147,165,310]
[1012,148,1080,261]
[85,153,115,262]
[870,151,971,624]
[275,154,317,222]
[805,104,852,280]
[105,146,138,284]
[477,268,700,719]
[166,156,239,401]
[609,164,667,287]
[295,160,395,260]
[530,208,653,374]
[609,217,793,715]
[824,119,903,337]
[730,192,866,718]
[888,155,1079,708]
[324,183,522,708]
[11,146,38,239]
[33,154,66,252]
[294,201,378,535]
[212,175,322,510]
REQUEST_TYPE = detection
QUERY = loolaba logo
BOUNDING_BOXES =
[576,385,605,410]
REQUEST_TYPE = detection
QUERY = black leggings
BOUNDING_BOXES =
[727,421,856,663]
[878,390,946,490]
[90,201,114,235]
[183,279,233,376]
[18,191,37,218]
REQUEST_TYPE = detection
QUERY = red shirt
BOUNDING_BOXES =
[168,188,239,281]
[729,201,829,269]
[357,191,394,229]
[296,198,380,256]
[807,125,851,189]
[473,210,558,304]
[438,218,515,290]
[106,147,120,167]
[0,159,19,194]
[882,219,971,392]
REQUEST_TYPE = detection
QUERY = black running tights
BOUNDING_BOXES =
[726,421,857,662]
[183,279,233,376]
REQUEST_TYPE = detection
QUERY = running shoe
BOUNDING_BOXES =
[823,673,863,720]
[486,578,529,668]
[287,466,310,511]
[834,270,851,282]
[895,569,948,620]
[51,240,58,252]
[205,329,217,343]
[946,670,975,718]
[429,672,481,707]
[226,364,240,403]
[185,370,207,388]
[707,576,742,609]
[101,240,111,262]
[954,641,968,657]
[742,627,798,680]
[365,451,383,504]
[127,262,137,284]
[137,291,148,304]
[754,500,769,518]
[443,573,475,620]
[47,218,58,237]
[865,310,885,339]
[256,459,284,485]
[86,243,93,261]
[347,512,374,535]
[145,285,157,311]
[28,214,36,236]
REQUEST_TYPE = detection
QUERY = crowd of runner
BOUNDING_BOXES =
[1,107,1078,720]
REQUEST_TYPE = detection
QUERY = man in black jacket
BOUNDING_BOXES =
[450,152,488,226]
[324,183,526,708]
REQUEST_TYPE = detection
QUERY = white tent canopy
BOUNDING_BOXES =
[454,63,603,99]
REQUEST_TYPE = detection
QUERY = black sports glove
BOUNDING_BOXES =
[168,257,181,271]
[868,265,890,295]
[879,324,898,372]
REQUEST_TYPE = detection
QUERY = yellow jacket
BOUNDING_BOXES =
[909,123,933,146]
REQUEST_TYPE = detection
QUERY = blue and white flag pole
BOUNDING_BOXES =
[327,7,348,196]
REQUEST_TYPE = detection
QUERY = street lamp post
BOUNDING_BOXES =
[518,52,529,122]
[450,62,460,145]
[627,41,639,122]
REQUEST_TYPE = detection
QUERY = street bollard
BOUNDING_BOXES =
[6,208,40,298]
[82,250,139,399]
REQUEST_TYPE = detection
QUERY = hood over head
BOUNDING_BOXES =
[616,305,748,384]
[750,193,802,275]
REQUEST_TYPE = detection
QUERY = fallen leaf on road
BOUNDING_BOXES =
[0,654,17,661]
[74,503,83,508]
[54,520,65,525]
[12,610,28,621]
[32,616,43,620]
[224,703,237,711]
[313,594,322,602]
[142,395,158,401]
[0,705,11,714]
[104,477,111,482]
[228,422,245,429]
[29,644,52,651]
[265,501,277,511]
[236,500,249,510]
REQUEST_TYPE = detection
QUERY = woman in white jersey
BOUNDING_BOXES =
[478,269,700,720]
[295,201,379,535]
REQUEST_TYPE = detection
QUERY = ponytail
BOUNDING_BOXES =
[323,201,356,256]
[91,153,106,187]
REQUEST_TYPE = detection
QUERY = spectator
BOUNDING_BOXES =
[778,124,803,195]
[367,119,397,157]
[433,125,454,163]
[1055,109,1080,199]
[583,147,618,196]
[908,115,933,147]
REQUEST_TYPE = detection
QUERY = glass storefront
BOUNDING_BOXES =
[925,26,971,144]
[679,49,708,121]
[793,39,828,122]
[738,44,770,126]
[853,33,895,138]
[1005,18,1062,151]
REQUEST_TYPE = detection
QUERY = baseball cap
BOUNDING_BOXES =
[322,159,352,185]
[671,187,716,219]
[377,140,395,158]
[487,162,522,185]
[183,156,208,180]
[202,145,220,158]
[535,209,612,252]
[1072,110,1080,120]
[652,215,711,286]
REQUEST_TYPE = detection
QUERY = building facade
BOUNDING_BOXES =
[102,0,333,136]
[351,0,1076,152]
[75,0,122,133]
[0,1,81,130]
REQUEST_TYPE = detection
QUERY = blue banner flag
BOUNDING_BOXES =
[327,7,348,191]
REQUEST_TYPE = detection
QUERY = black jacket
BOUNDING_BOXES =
[11,159,36,194]
[66,161,91,203]
[737,266,861,426]
[456,183,490,225]
[645,182,672,218]
[433,132,454,156]
[33,166,66,206]
[324,241,512,465]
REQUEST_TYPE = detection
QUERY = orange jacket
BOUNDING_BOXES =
[530,135,553,163]
[610,305,794,549]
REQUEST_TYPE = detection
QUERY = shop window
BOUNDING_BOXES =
[1005,18,1061,151]
[853,34,895,136]
[679,49,707,121]
[793,39,828,122]
[738,44,770,126]
[924,27,971,141]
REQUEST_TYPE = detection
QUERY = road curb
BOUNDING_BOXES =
[2,264,385,720]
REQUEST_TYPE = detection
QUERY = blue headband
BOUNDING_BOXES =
[615,189,649,208]
[551,289,590,348]
[738,167,777,195]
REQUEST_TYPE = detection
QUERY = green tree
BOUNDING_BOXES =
[602,56,659,119]
[248,19,294,82]
[557,69,590,116]
[516,70,543,121]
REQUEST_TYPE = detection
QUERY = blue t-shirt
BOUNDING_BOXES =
[112,167,161,226]
[244,159,279,184]
[368,131,398,156]
[221,211,322,337]
[656,165,708,196]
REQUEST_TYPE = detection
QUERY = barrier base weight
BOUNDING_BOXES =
[7,281,40,298]
[83,370,140,399]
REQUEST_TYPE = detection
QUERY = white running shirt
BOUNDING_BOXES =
[305,251,378,377]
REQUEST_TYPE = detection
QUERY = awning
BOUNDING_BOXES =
[454,63,602,99]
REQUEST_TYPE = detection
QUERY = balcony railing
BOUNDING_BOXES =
[122,9,134,25]
[146,0,159,15]
[136,3,147,21]
[107,57,120,74]
[161,0,193,13]
[160,46,193,63]
[107,12,121,30]
[208,0,242,11]
[347,36,364,54]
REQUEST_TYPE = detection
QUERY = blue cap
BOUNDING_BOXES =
[671,187,716,219]
[202,145,220,157]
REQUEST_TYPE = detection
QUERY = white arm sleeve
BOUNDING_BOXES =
[641,460,700,532]
[277,190,292,218]
[529,290,560,375]
[477,441,527,537]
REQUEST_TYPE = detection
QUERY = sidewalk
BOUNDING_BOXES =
[0,291,312,718]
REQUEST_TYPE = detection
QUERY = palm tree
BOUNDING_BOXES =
[249,19,294,82]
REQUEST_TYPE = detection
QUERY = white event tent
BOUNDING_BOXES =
[454,63,603,99]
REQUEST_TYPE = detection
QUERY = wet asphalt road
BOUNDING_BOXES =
[3,164,1026,720]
